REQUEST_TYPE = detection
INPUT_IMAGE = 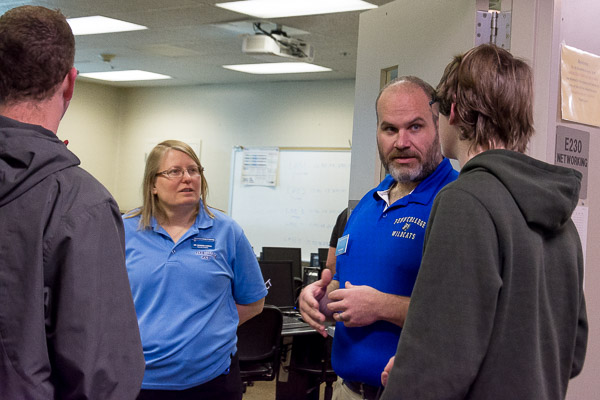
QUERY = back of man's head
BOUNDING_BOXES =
[436,44,534,153]
[0,6,74,105]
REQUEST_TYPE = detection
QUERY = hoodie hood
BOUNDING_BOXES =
[462,149,581,232]
[0,115,80,207]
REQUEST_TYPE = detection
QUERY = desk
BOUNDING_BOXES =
[281,312,318,336]
[282,323,316,337]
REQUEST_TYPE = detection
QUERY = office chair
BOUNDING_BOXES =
[236,305,283,391]
[288,334,337,400]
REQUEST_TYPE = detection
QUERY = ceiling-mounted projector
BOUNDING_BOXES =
[242,34,314,62]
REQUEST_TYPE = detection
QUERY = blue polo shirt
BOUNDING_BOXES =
[332,158,458,386]
[123,205,267,390]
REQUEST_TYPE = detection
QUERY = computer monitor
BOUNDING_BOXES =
[261,247,302,279]
[310,253,319,267]
[259,260,296,310]
[303,266,320,286]
[318,248,329,269]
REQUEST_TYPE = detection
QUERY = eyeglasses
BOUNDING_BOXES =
[156,166,203,179]
[429,97,438,107]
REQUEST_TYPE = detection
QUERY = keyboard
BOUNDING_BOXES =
[282,314,309,329]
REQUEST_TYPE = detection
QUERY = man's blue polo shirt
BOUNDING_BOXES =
[123,205,267,390]
[332,158,458,386]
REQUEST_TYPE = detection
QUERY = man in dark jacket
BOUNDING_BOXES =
[381,44,587,400]
[0,6,145,399]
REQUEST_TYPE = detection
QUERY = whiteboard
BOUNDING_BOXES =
[229,147,351,261]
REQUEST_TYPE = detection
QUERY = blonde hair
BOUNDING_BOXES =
[126,140,213,229]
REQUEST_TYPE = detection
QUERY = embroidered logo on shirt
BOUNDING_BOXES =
[392,230,416,240]
[394,216,427,228]
[195,250,217,260]
[391,216,427,240]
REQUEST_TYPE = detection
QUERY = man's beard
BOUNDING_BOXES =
[378,135,442,184]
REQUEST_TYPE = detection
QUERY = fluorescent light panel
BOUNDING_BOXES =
[223,62,331,74]
[67,16,147,35]
[216,0,377,18]
[79,70,172,82]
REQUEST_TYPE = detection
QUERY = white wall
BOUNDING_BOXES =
[350,0,477,201]
[58,80,124,196]
[555,0,600,397]
[114,79,356,212]
[57,79,355,213]
[515,1,600,397]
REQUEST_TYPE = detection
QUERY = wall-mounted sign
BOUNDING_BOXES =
[555,126,589,199]
[560,44,600,127]
[241,147,279,186]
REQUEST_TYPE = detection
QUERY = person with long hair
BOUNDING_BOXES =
[124,140,267,400]
[381,44,587,400]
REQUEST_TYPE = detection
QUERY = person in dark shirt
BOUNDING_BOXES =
[325,207,348,275]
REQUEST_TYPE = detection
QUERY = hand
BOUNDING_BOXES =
[381,356,395,386]
[327,281,383,327]
[299,268,334,337]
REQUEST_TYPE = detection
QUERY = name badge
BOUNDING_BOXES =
[192,237,216,250]
[335,234,349,256]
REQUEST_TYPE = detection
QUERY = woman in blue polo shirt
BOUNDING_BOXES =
[124,140,267,400]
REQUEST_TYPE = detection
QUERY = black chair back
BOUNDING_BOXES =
[237,305,283,385]
[290,334,337,400]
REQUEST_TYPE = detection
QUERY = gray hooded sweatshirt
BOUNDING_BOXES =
[0,115,144,399]
[381,149,587,400]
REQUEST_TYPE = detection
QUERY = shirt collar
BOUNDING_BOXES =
[377,185,415,210]
[195,203,215,229]
[150,201,215,234]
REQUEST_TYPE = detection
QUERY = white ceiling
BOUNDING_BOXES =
[1,0,393,87]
